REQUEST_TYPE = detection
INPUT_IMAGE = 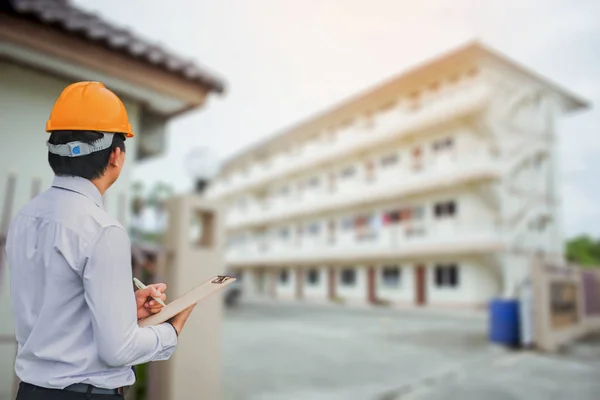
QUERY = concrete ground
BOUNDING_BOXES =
[222,301,600,400]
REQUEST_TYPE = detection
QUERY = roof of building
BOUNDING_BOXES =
[220,40,589,174]
[3,0,225,94]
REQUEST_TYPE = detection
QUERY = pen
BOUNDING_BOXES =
[133,277,167,307]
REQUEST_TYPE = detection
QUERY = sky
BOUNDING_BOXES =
[73,0,600,238]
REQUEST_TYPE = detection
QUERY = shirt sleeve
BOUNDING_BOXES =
[82,225,178,368]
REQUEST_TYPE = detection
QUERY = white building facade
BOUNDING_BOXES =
[207,42,587,309]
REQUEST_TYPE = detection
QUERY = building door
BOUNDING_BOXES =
[415,265,427,305]
[367,267,377,303]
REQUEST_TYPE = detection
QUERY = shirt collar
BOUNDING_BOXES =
[51,175,104,208]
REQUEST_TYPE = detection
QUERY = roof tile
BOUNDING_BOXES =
[5,0,225,93]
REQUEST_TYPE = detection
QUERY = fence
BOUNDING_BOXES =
[532,259,600,352]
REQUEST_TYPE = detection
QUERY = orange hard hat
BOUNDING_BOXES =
[46,81,134,138]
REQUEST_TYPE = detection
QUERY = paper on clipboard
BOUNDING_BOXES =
[138,275,236,328]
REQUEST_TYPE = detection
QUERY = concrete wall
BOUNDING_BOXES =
[0,60,142,400]
[238,258,501,308]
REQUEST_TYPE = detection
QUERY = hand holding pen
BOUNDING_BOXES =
[133,277,168,320]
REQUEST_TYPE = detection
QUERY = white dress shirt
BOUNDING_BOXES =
[6,176,177,390]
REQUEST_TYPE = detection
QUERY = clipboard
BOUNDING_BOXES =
[138,275,236,328]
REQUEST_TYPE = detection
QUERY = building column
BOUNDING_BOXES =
[367,266,377,303]
[328,267,336,300]
[415,264,427,306]
[296,268,304,300]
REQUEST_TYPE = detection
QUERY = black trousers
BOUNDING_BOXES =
[16,383,123,400]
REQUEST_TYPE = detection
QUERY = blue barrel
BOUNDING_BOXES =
[489,298,520,346]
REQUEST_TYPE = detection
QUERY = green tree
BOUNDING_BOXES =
[566,235,600,267]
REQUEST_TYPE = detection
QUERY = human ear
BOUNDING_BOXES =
[110,147,121,168]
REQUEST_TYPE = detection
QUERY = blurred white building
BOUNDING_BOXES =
[206,41,588,308]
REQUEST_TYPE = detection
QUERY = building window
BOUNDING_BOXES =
[340,166,356,179]
[412,206,424,220]
[279,185,290,196]
[382,266,401,287]
[397,205,425,223]
[380,153,399,168]
[341,217,354,231]
[307,269,320,285]
[355,214,378,241]
[307,176,321,188]
[278,227,290,239]
[432,137,454,152]
[434,264,459,288]
[434,201,457,218]
[340,268,356,286]
[279,269,289,284]
[383,210,400,225]
[307,222,321,236]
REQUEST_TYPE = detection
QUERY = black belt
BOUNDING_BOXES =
[21,382,129,396]
[65,383,129,395]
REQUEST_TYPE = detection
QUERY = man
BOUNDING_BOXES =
[6,81,195,399]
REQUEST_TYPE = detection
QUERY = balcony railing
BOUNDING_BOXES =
[225,157,500,230]
[208,82,492,199]
[225,229,504,267]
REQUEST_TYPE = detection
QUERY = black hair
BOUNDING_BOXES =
[48,131,126,180]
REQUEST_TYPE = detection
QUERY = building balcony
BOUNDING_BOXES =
[208,82,492,199]
[225,228,504,267]
[225,157,501,230]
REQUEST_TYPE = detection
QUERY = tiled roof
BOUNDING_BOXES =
[4,0,225,93]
